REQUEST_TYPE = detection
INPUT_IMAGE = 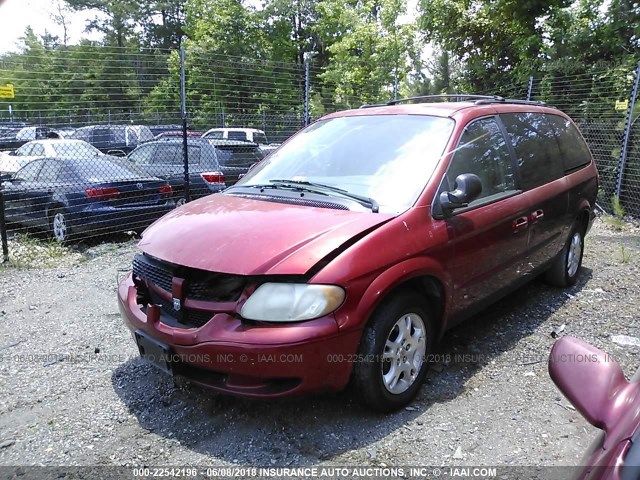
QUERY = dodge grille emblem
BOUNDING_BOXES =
[136,182,144,190]
[173,298,181,311]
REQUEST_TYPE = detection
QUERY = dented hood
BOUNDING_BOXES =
[139,193,393,275]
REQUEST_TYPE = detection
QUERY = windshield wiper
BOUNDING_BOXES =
[268,179,379,213]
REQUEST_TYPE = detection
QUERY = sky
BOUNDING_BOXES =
[0,0,100,54]
[0,0,425,55]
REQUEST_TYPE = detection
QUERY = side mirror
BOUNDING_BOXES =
[439,173,482,213]
[107,149,126,157]
[549,336,637,438]
[7,151,15,156]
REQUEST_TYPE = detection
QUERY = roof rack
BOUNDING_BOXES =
[358,94,550,108]
[359,103,389,109]
[387,94,504,105]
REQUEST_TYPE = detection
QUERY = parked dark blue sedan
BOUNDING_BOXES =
[2,157,175,242]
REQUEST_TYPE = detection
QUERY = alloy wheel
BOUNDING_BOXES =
[382,313,427,394]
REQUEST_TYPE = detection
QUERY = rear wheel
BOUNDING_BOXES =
[352,291,434,412]
[175,197,186,207]
[545,223,585,287]
[50,209,71,243]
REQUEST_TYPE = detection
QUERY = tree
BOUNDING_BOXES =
[316,0,418,106]
[65,0,143,48]
[65,0,187,49]
[53,0,72,47]
[419,0,573,91]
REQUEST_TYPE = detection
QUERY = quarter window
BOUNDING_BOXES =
[501,113,564,190]
[545,115,592,173]
[443,117,517,203]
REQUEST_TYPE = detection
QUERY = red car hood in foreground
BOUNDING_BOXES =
[139,193,393,275]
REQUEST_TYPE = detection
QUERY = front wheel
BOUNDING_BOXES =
[545,224,585,287]
[352,291,434,412]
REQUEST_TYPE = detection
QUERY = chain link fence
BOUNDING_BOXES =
[482,65,639,216]
[0,45,639,258]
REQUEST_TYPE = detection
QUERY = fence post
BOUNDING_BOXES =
[526,76,534,101]
[0,187,8,263]
[303,56,310,127]
[616,61,640,198]
[179,44,190,204]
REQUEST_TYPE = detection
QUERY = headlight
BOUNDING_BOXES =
[240,283,345,322]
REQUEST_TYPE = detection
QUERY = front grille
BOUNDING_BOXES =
[132,253,246,301]
[149,290,213,329]
[132,253,246,329]
[226,193,350,210]
[133,254,173,292]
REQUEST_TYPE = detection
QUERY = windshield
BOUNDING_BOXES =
[236,115,454,213]
[52,141,102,157]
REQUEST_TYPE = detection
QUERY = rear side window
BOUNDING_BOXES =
[72,128,91,142]
[94,128,112,145]
[216,147,261,167]
[443,117,517,202]
[227,131,248,141]
[204,131,224,139]
[501,113,564,190]
[151,144,200,165]
[545,115,592,173]
[57,164,79,182]
[253,132,268,144]
[129,144,155,165]
[38,161,61,183]
[31,144,46,156]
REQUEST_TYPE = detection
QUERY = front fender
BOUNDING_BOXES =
[348,257,452,338]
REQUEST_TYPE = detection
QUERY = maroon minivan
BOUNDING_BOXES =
[118,95,598,412]
[549,337,640,480]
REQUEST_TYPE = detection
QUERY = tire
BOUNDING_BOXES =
[49,209,72,243]
[352,291,434,412]
[175,197,186,207]
[544,223,585,287]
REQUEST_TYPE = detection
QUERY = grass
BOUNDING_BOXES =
[620,244,633,264]
[602,195,627,231]
[1,233,86,269]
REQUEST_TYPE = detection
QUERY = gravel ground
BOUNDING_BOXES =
[0,217,638,468]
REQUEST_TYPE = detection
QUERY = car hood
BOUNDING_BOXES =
[138,193,393,275]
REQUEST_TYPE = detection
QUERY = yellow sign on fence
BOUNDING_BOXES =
[615,99,629,111]
[0,84,15,99]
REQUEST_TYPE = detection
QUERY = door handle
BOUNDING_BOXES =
[531,209,544,222]
[513,216,529,232]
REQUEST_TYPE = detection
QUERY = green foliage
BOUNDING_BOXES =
[65,0,186,49]
[315,0,418,106]
[602,195,627,230]
[612,194,626,218]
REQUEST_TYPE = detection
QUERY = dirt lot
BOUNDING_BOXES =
[0,218,638,469]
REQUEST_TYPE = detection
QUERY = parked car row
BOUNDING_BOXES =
[1,157,175,242]
[1,123,285,158]
[0,136,265,241]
